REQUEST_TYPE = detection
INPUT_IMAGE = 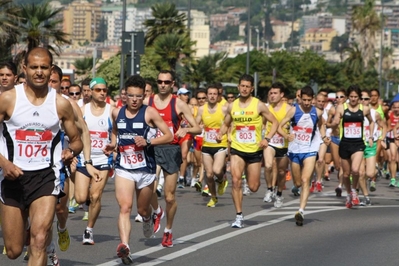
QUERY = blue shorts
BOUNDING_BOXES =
[77,164,112,178]
[330,136,341,146]
[288,152,318,166]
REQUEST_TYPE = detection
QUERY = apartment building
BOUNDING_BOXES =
[300,28,337,52]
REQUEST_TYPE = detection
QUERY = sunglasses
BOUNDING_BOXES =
[361,97,370,100]
[336,96,345,99]
[227,96,235,99]
[69,92,81,96]
[197,97,206,100]
[93,88,108,93]
[157,80,172,85]
[61,86,70,90]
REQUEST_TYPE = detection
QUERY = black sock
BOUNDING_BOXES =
[237,212,242,216]
[277,191,282,197]
[268,187,273,191]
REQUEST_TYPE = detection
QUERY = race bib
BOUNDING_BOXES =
[156,121,174,137]
[90,130,108,152]
[236,125,255,143]
[270,133,285,148]
[293,126,312,146]
[15,129,52,163]
[205,127,219,143]
[119,144,147,169]
[344,122,361,138]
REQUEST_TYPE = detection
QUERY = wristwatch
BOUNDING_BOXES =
[146,138,152,147]
[84,159,93,166]
[264,137,271,142]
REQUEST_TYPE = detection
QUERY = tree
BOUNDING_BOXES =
[151,33,195,73]
[73,57,94,78]
[0,0,22,61]
[182,52,228,89]
[351,0,381,69]
[330,33,349,52]
[381,46,393,77]
[19,2,70,55]
[96,54,122,94]
[343,43,364,80]
[143,3,187,46]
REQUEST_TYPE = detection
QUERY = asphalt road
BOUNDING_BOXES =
[1,170,399,266]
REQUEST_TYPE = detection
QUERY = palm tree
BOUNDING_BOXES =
[73,57,94,78]
[381,46,393,77]
[19,2,70,55]
[351,0,381,69]
[151,33,195,73]
[343,43,364,80]
[143,3,187,46]
[0,0,22,61]
[182,52,228,88]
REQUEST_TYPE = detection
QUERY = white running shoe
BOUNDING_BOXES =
[274,196,284,208]
[263,191,273,202]
[231,214,244,228]
[142,217,154,238]
[135,214,143,223]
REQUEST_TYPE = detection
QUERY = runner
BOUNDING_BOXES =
[358,90,386,205]
[0,47,82,265]
[386,101,399,187]
[68,84,82,103]
[195,84,229,207]
[262,82,291,208]
[60,78,71,97]
[74,77,114,245]
[144,70,201,247]
[278,86,328,226]
[103,75,173,264]
[116,88,127,108]
[330,85,374,208]
[217,74,278,228]
[78,78,92,107]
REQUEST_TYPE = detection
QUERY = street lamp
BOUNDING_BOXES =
[255,27,259,50]
[246,0,251,74]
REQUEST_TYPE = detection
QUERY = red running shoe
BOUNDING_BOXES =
[162,232,173,248]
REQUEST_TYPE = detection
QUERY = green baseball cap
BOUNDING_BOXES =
[90,77,107,89]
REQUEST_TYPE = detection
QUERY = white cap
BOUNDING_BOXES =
[177,88,189,95]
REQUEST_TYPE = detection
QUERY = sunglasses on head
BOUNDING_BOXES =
[157,80,172,85]
[69,92,81,96]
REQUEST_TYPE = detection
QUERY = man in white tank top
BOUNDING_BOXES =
[74,77,114,245]
[0,47,82,266]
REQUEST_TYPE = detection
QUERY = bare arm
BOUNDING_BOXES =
[57,96,83,162]
[217,103,233,139]
[330,104,344,128]
[176,98,201,136]
[277,107,295,141]
[145,107,174,145]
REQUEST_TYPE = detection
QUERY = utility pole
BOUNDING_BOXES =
[379,2,384,94]
[291,0,295,51]
[119,0,127,90]
[246,0,251,74]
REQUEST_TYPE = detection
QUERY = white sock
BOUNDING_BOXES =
[164,228,172,233]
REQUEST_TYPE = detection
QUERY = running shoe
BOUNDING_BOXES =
[263,191,273,202]
[351,191,360,205]
[23,251,29,261]
[135,214,143,223]
[194,181,202,192]
[48,251,60,266]
[202,186,211,197]
[389,178,396,187]
[68,206,76,214]
[190,178,198,188]
[345,195,352,209]
[177,177,184,188]
[309,181,315,193]
[231,214,244,228]
[242,185,251,196]
[370,181,376,192]
[142,217,154,238]
[291,186,300,196]
[116,243,133,265]
[360,197,371,206]
[335,187,342,197]
[156,184,163,197]
[316,182,323,192]
[206,197,218,207]
[2,246,6,255]
[161,232,173,248]
[324,174,330,181]
[82,211,89,221]
[153,207,165,234]
[217,178,228,196]
[57,221,70,251]
[274,196,284,208]
[294,211,304,226]
[82,229,94,245]
[285,170,291,181]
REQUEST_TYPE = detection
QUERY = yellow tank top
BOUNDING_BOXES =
[219,97,227,106]
[202,103,227,147]
[231,98,262,153]
[266,102,289,148]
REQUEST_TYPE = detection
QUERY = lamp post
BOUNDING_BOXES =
[246,0,251,74]
[255,27,259,50]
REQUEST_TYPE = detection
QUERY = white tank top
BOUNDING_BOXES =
[81,103,112,165]
[364,108,378,141]
[3,84,62,170]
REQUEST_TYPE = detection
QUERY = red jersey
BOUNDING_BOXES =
[149,95,181,145]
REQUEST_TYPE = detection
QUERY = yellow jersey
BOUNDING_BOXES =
[231,97,262,153]
[202,103,227,147]
[266,102,289,149]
